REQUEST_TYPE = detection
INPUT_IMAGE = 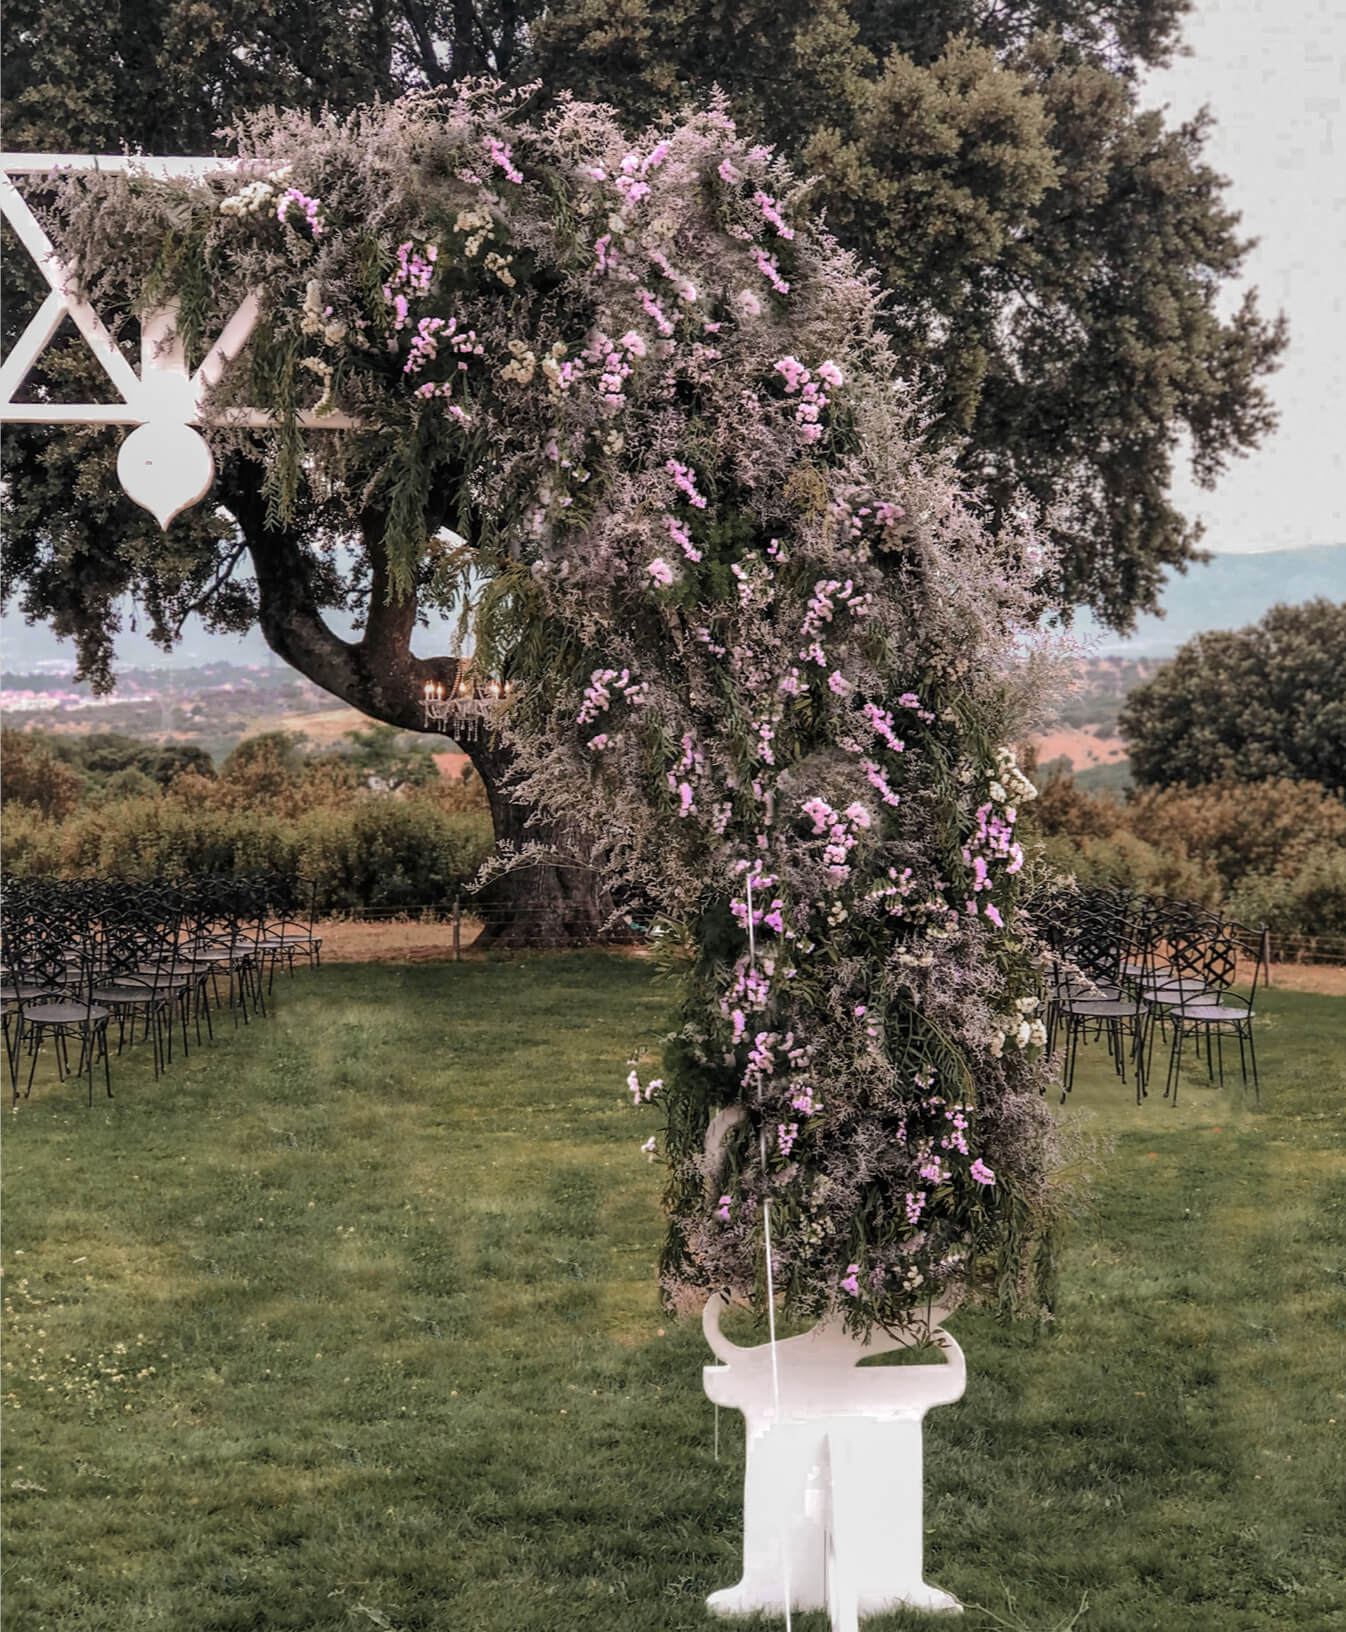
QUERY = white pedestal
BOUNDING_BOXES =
[702,1292,965,1627]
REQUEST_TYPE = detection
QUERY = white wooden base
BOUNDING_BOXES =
[702,1292,965,1626]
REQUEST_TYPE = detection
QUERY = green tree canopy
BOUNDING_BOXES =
[1,0,1285,939]
[3,0,1284,665]
[1118,599,1346,792]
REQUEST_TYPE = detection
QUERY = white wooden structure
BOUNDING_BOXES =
[1,154,354,525]
[703,1292,965,1627]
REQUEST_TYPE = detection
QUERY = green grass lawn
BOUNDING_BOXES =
[3,957,1344,1632]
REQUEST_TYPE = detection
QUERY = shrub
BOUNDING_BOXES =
[1039,830,1221,905]
[0,728,86,819]
[1031,768,1123,840]
[1,778,493,911]
[1226,854,1346,938]
[1126,777,1346,892]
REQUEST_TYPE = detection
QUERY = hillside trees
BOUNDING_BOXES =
[1119,599,1346,792]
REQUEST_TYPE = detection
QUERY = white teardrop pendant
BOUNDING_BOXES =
[116,420,215,529]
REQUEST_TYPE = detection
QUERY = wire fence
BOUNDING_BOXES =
[322,903,1346,969]
[321,897,644,955]
[1263,930,1346,969]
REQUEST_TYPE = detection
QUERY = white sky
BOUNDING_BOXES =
[1142,0,1345,554]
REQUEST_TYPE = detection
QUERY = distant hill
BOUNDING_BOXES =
[1072,543,1345,657]
[5,543,1341,675]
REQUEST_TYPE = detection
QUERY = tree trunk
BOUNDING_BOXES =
[467,734,623,947]
[225,462,615,946]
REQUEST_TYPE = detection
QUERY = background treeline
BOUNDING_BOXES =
[6,601,1343,932]
[1030,601,1346,937]
[1028,772,1346,936]
[1,727,493,912]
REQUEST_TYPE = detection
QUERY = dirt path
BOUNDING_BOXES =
[318,919,480,962]
[314,918,1345,994]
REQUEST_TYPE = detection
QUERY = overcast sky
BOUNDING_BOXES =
[1142,0,1345,554]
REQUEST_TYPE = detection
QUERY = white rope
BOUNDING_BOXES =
[746,871,793,1630]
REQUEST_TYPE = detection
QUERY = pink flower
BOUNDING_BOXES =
[984,903,1005,929]
[970,1159,995,1186]
[486,137,523,184]
[753,190,794,239]
[715,1194,733,1223]
[665,458,707,508]
[647,558,674,588]
[840,1264,861,1297]
[752,248,790,294]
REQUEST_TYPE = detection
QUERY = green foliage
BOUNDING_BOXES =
[1038,827,1221,905]
[1226,853,1346,939]
[321,725,441,791]
[1127,777,1346,893]
[1031,763,1346,934]
[0,0,1286,714]
[1,735,493,912]
[0,727,86,818]
[1119,599,1346,791]
[38,729,217,788]
[533,7,1286,629]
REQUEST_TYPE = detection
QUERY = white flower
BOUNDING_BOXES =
[1028,1019,1048,1047]
[1015,1020,1032,1049]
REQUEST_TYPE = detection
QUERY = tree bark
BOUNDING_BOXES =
[224,464,615,947]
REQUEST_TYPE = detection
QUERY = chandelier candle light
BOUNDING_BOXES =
[421,679,505,742]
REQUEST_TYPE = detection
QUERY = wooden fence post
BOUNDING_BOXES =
[453,896,461,962]
[1260,926,1272,988]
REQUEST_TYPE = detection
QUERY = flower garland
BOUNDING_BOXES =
[50,87,1062,1330]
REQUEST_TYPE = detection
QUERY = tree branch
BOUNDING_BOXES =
[171,538,249,636]
[221,460,462,731]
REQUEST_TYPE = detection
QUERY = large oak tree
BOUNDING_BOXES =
[2,0,1285,933]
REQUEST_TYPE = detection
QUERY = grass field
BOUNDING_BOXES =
[3,957,1344,1632]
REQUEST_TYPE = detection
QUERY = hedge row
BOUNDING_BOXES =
[2,793,494,913]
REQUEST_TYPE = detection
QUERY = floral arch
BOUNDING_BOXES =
[36,85,1061,1331]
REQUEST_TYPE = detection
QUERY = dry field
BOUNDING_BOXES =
[1032,723,1129,769]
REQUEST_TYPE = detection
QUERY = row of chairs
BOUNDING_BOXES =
[1,874,322,1106]
[1037,887,1264,1106]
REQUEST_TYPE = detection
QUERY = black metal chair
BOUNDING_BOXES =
[1163,922,1264,1103]
[9,931,112,1105]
